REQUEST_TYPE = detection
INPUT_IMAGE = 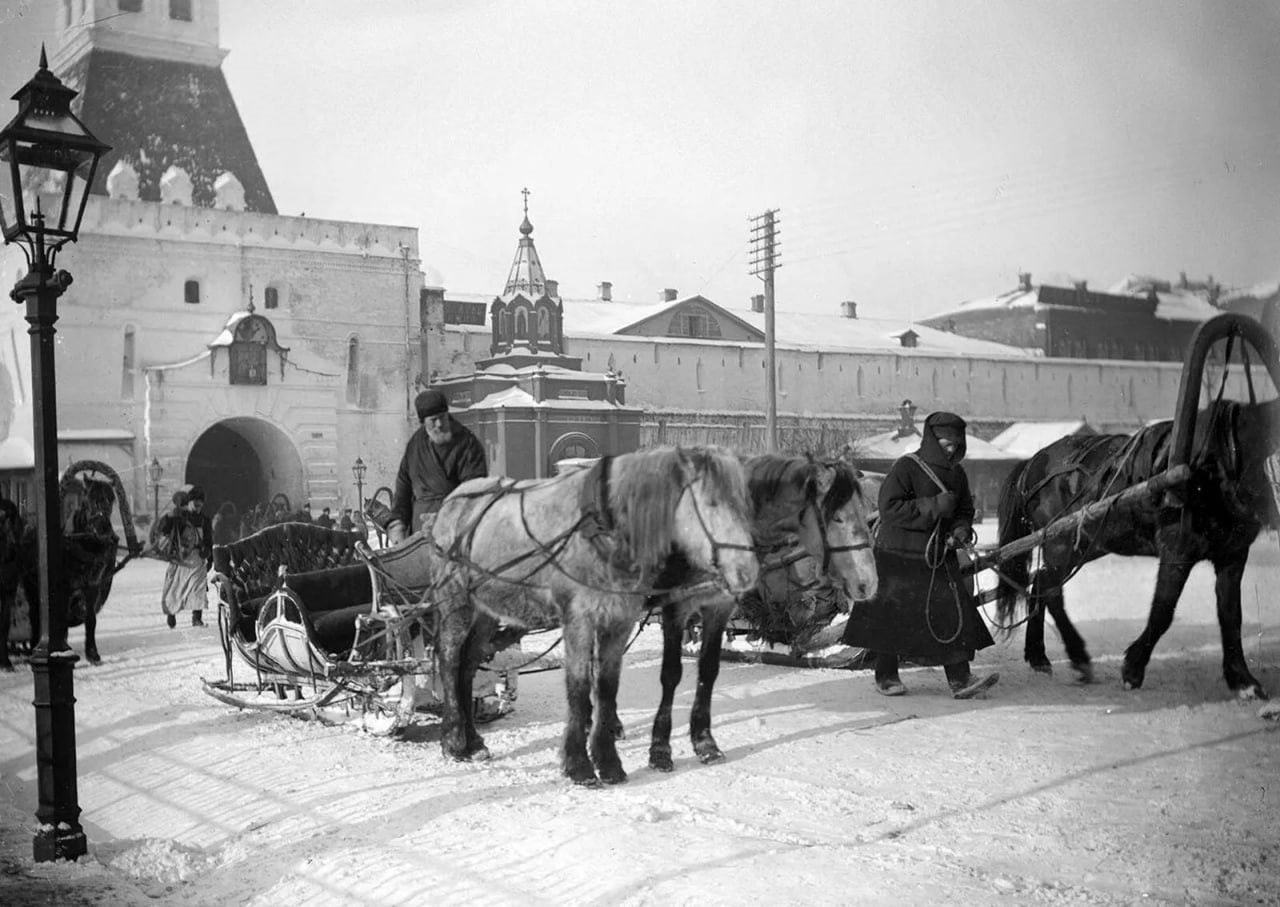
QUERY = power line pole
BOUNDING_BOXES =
[749,209,781,452]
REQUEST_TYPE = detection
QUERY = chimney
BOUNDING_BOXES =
[1073,279,1088,292]
[597,281,612,302]
[750,294,765,313]
[840,300,858,319]
[660,288,679,302]
[545,278,559,297]
[1019,272,1032,292]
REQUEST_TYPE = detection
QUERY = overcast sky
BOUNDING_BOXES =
[2,0,1279,320]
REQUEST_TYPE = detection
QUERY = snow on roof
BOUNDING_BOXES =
[856,425,1015,461]
[990,420,1095,458]
[452,292,1035,357]
[730,309,1035,357]
[464,385,637,412]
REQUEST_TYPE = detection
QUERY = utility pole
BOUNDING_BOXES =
[749,209,781,452]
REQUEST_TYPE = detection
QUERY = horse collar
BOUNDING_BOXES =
[580,456,616,535]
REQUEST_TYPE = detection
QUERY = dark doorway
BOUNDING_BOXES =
[186,422,267,517]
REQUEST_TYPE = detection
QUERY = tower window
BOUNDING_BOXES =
[121,326,135,399]
[264,287,279,309]
[119,0,143,11]
[169,0,192,21]
[184,280,200,304]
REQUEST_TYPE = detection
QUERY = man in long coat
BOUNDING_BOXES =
[158,485,214,628]
[843,411,998,698]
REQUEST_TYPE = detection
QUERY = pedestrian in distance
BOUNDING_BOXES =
[157,485,214,629]
[842,411,998,699]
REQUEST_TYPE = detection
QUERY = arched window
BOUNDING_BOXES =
[264,286,279,309]
[346,337,360,404]
[695,359,705,391]
[184,280,200,304]
[169,0,192,21]
[121,326,135,398]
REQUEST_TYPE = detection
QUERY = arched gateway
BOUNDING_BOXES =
[185,417,304,517]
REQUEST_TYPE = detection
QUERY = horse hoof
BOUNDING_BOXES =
[1072,663,1094,685]
[1236,686,1266,702]
[86,652,101,666]
[1030,662,1053,676]
[599,766,628,785]
[649,752,674,773]
[1122,679,1141,691]
[467,746,492,762]
[695,747,725,766]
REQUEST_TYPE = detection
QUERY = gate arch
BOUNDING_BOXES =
[185,417,305,519]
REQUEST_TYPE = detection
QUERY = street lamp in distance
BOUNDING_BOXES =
[0,46,110,863]
[352,457,366,513]
[148,457,163,521]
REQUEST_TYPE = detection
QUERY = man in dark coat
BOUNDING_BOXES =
[842,411,998,699]
[388,389,487,544]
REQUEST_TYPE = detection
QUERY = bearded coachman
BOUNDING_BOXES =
[843,411,998,698]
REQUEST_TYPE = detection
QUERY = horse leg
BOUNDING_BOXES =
[1042,587,1092,683]
[588,618,630,785]
[83,604,101,666]
[559,618,599,785]
[1122,558,1194,690]
[1023,570,1052,674]
[435,590,479,761]
[1211,552,1266,700]
[689,602,731,766]
[0,593,12,671]
[458,617,498,758]
[648,603,685,772]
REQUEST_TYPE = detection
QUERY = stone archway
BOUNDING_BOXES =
[186,417,304,520]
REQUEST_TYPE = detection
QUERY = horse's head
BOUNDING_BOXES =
[611,446,757,595]
[796,457,878,602]
[674,446,758,594]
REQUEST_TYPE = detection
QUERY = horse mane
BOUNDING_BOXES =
[608,446,748,570]
[744,454,812,528]
[817,456,859,521]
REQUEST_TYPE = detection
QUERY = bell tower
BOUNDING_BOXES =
[46,0,276,213]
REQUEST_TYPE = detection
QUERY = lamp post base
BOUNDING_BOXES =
[30,650,86,862]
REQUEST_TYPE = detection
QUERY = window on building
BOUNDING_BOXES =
[118,0,143,11]
[121,326,135,398]
[667,310,722,339]
[169,0,192,20]
[346,337,360,404]
[264,286,279,309]
[695,359,704,391]
[184,279,200,304]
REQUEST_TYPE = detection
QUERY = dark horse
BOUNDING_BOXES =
[995,395,1280,699]
[1,463,140,670]
[643,454,878,771]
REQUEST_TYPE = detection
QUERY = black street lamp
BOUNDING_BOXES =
[148,457,163,522]
[352,457,367,512]
[0,47,110,863]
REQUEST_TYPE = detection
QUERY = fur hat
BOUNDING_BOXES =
[186,485,206,503]
[414,389,448,419]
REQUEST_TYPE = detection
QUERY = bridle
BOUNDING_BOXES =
[676,473,755,586]
[806,484,872,576]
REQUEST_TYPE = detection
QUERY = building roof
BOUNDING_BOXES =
[929,274,1226,325]
[856,426,1015,462]
[547,296,1037,357]
[990,420,1096,458]
[61,49,276,213]
[502,197,550,299]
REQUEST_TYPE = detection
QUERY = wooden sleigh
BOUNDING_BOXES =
[202,521,522,733]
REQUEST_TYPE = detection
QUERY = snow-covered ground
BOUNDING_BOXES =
[2,537,1279,906]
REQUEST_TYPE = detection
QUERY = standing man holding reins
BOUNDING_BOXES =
[386,389,487,544]
[842,410,998,699]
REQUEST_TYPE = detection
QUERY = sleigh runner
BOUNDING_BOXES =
[202,521,523,732]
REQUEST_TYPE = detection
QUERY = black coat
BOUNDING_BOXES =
[842,412,993,661]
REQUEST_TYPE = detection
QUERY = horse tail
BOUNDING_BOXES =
[994,458,1034,631]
